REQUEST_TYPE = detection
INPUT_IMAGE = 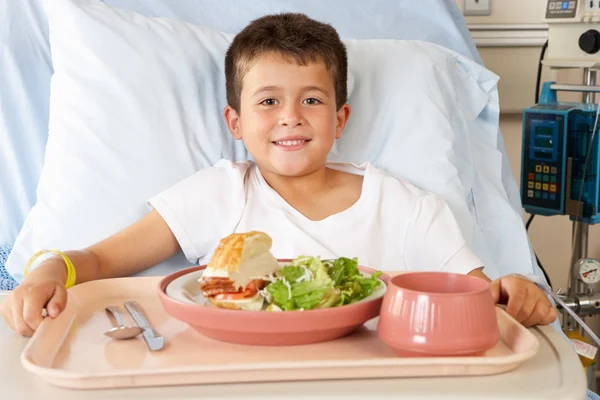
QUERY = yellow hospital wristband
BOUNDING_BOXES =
[23,250,77,289]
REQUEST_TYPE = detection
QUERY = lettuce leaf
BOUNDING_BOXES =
[263,256,381,311]
[265,274,339,311]
[323,257,382,306]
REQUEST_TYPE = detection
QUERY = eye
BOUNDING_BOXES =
[303,98,322,105]
[260,98,278,106]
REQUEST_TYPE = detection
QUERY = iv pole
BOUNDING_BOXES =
[564,68,596,391]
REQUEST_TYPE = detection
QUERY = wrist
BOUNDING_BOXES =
[24,258,69,286]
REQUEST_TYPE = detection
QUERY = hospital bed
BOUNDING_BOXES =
[1,0,590,398]
[0,0,543,288]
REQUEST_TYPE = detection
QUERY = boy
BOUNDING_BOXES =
[1,13,556,336]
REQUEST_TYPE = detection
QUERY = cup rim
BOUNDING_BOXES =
[389,271,490,297]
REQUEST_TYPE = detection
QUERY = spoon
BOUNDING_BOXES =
[104,306,143,340]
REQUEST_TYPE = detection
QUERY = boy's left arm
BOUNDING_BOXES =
[468,268,558,328]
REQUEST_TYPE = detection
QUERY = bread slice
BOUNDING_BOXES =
[208,231,273,272]
[207,292,265,311]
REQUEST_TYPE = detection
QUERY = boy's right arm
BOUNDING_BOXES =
[0,209,180,336]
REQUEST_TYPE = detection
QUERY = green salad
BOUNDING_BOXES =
[260,256,382,311]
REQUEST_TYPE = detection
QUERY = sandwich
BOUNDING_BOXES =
[199,231,383,312]
[199,231,280,310]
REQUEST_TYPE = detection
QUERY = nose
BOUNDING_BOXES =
[278,103,304,128]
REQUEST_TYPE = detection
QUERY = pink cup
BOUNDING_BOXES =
[377,272,500,357]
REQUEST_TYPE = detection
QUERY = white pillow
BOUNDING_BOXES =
[336,39,494,275]
[7,0,499,281]
[0,0,486,248]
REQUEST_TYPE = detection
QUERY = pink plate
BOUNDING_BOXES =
[157,262,390,346]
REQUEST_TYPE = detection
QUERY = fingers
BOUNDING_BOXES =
[520,297,543,327]
[543,305,559,325]
[521,300,557,327]
[22,285,53,331]
[0,282,68,337]
[0,301,14,331]
[514,287,537,323]
[488,279,501,304]
[10,294,34,337]
[46,284,67,318]
[504,283,527,320]
[494,276,558,327]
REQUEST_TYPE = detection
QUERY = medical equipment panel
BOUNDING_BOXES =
[543,0,600,68]
[521,83,600,223]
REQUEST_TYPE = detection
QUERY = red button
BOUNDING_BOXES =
[549,184,557,193]
[528,173,535,180]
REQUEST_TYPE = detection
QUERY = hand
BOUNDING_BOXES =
[489,275,558,327]
[0,280,67,336]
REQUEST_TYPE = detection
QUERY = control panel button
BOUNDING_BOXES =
[543,183,549,191]
[535,191,541,199]
[535,183,542,190]
[536,173,542,181]
[551,175,557,183]
[543,193,549,200]
[550,194,556,201]
[551,167,557,174]
[579,30,600,54]
[528,190,534,198]
[550,184,557,193]
[543,166,550,173]
[528,181,535,189]
[536,165,542,172]
[543,175,549,182]
[529,172,535,180]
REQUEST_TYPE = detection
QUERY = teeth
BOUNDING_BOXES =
[275,140,307,146]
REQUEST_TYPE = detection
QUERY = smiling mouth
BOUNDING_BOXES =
[272,139,311,146]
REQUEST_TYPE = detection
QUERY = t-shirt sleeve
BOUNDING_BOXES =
[147,159,248,264]
[403,194,483,275]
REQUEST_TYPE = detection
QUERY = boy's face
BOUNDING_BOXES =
[224,53,350,178]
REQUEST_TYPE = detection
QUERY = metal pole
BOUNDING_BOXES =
[577,68,596,392]
[581,68,595,300]
[569,222,590,297]
[566,69,595,306]
[585,68,597,103]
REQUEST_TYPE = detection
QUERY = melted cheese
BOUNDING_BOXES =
[228,251,280,289]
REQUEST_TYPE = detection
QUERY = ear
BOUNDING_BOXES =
[224,105,242,140]
[335,103,351,139]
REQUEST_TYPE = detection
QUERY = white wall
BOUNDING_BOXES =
[457,0,547,24]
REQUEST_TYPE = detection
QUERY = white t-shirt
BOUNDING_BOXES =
[148,159,483,274]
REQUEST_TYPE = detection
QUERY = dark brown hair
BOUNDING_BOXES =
[225,13,348,112]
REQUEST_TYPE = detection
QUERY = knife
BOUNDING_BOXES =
[124,301,165,351]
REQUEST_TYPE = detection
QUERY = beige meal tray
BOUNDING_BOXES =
[21,276,539,390]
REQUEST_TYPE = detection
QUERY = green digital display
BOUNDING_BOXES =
[535,138,553,148]
[534,126,554,149]
[533,151,553,160]
[535,126,553,135]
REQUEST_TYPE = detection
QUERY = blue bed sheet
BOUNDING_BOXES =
[0,246,17,290]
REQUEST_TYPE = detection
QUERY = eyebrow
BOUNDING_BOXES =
[253,86,280,96]
[252,85,330,97]
[303,86,330,96]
